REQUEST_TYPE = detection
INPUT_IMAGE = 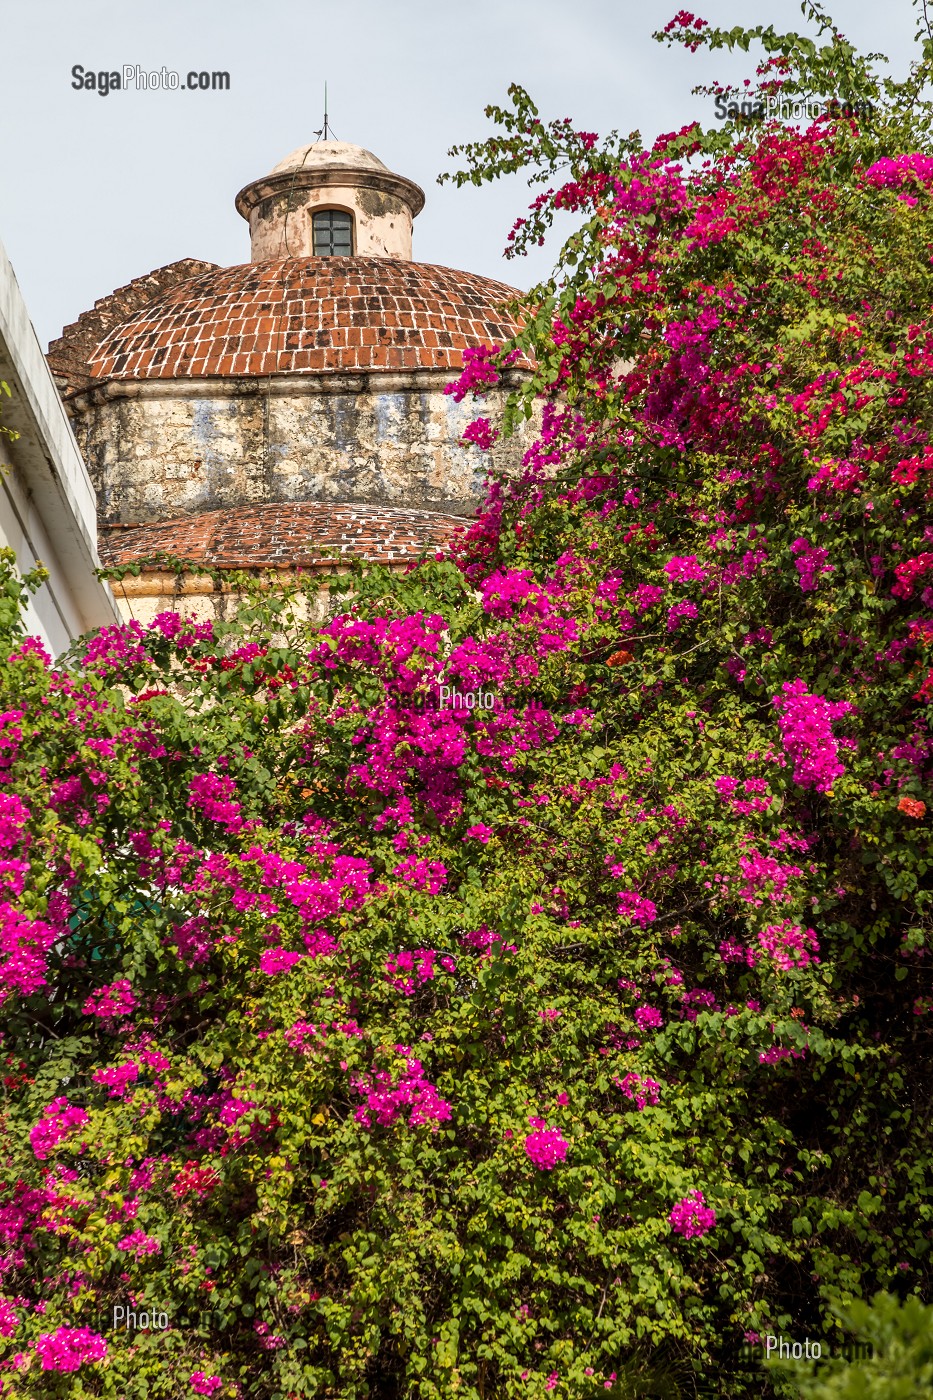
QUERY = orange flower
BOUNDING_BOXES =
[898,796,926,819]
[606,649,633,667]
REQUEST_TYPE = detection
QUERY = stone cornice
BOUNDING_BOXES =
[68,366,530,412]
[235,166,426,220]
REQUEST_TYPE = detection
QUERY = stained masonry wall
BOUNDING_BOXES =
[69,372,535,525]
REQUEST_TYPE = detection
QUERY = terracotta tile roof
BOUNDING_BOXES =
[47,259,219,395]
[88,257,530,382]
[98,501,468,569]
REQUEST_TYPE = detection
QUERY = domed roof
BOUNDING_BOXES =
[99,502,469,569]
[270,140,388,176]
[88,257,528,381]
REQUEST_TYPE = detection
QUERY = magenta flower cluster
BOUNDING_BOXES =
[189,1373,223,1396]
[29,1097,89,1160]
[117,1229,161,1256]
[667,599,699,632]
[757,920,820,970]
[617,891,658,927]
[352,1052,452,1130]
[188,771,243,831]
[0,791,64,1003]
[864,153,933,189]
[0,1298,18,1338]
[82,979,137,1018]
[443,344,503,402]
[791,537,834,592]
[617,1071,661,1110]
[385,947,455,994]
[34,1327,107,1371]
[664,554,708,583]
[461,416,500,450]
[669,1190,717,1239]
[259,947,304,975]
[773,679,854,792]
[633,1004,663,1031]
[523,1119,569,1170]
[92,1062,139,1096]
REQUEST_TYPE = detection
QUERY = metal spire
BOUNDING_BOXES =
[314,84,336,143]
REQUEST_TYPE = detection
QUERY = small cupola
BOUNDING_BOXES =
[235,141,425,262]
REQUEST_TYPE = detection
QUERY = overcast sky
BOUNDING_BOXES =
[0,0,919,349]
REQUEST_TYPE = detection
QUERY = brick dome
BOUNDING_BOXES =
[98,502,468,570]
[88,257,528,382]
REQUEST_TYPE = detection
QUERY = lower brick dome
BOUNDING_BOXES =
[88,257,528,382]
[98,502,469,570]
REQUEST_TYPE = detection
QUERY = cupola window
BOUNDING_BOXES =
[312,209,353,256]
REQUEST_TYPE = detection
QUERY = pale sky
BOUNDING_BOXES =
[0,0,919,349]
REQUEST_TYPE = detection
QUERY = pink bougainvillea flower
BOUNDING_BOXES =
[630,583,666,612]
[188,771,243,831]
[34,1327,107,1371]
[92,1062,139,1097]
[664,554,707,582]
[189,1374,222,1397]
[864,153,933,189]
[617,891,657,926]
[258,948,304,975]
[352,1053,451,1131]
[82,979,137,1018]
[0,792,30,851]
[29,1098,89,1160]
[757,921,820,970]
[0,1298,18,1338]
[524,1119,569,1170]
[117,1229,161,1256]
[384,948,443,994]
[444,344,504,401]
[790,537,834,592]
[667,599,698,632]
[669,1190,716,1239]
[772,680,853,792]
[461,417,500,450]
[463,823,494,843]
[616,1071,661,1109]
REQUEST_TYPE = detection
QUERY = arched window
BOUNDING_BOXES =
[312,209,353,256]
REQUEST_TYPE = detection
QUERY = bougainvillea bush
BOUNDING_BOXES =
[2,8,933,1398]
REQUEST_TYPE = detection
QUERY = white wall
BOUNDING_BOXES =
[0,238,121,656]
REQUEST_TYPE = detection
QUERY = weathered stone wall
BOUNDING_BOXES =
[68,370,534,525]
